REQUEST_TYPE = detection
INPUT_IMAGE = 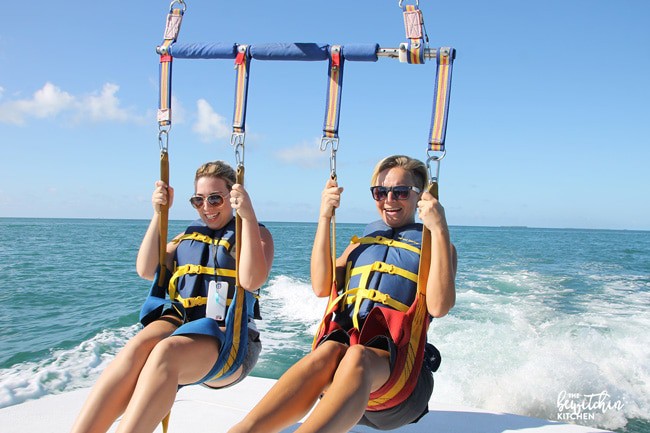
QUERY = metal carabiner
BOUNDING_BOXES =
[169,0,187,13]
[320,137,339,179]
[158,128,170,153]
[231,132,245,168]
[426,149,446,183]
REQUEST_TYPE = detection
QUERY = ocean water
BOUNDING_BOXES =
[0,218,648,432]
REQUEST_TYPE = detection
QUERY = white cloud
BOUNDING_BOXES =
[0,82,74,124]
[192,98,230,143]
[276,137,329,168]
[79,83,129,122]
[0,82,142,125]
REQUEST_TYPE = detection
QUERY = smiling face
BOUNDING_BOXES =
[194,176,233,230]
[373,167,419,228]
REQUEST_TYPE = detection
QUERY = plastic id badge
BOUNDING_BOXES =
[206,281,228,321]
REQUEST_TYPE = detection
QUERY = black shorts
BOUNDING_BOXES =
[358,364,434,430]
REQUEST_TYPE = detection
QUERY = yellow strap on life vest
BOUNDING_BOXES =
[351,235,421,255]
[167,265,237,305]
[343,288,410,312]
[350,260,419,289]
[173,232,232,251]
[212,164,247,379]
[344,260,417,330]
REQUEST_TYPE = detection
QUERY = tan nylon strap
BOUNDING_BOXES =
[235,166,244,287]
[416,182,436,297]
[158,151,170,287]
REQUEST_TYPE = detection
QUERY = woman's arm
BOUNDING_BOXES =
[136,181,177,280]
[417,192,457,317]
[310,178,346,297]
[230,184,274,291]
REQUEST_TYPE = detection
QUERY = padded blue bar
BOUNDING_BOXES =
[342,44,379,62]
[169,42,238,59]
[250,43,329,61]
[168,42,381,62]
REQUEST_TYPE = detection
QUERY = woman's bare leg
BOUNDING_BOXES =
[228,341,348,433]
[296,345,390,433]
[114,334,219,433]
[70,319,179,433]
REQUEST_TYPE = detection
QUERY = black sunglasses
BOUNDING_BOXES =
[370,185,421,201]
[189,193,226,209]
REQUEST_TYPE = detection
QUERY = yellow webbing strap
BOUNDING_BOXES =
[162,411,171,433]
[167,265,237,304]
[172,232,232,250]
[347,260,417,330]
[212,165,246,379]
[351,235,421,255]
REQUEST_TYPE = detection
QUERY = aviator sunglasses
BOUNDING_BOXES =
[189,193,226,209]
[370,185,421,201]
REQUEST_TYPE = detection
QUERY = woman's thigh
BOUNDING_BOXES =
[146,333,220,385]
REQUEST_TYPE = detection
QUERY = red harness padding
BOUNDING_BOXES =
[312,243,431,412]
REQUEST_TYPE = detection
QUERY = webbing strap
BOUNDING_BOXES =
[233,45,251,135]
[322,45,344,140]
[167,265,237,302]
[428,47,455,152]
[158,7,184,127]
[401,5,426,64]
[346,286,410,330]
[350,261,419,287]
[211,166,247,380]
[158,151,170,288]
[350,235,421,255]
[415,183,435,296]
[349,261,418,330]
[158,5,183,433]
[173,232,231,250]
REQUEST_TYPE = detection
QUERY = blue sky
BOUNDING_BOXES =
[1,1,649,230]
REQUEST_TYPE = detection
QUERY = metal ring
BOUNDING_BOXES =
[398,0,419,8]
[169,0,187,13]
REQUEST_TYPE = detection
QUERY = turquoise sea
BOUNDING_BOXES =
[0,218,648,432]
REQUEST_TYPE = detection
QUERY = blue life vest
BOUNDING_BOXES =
[139,218,258,325]
[334,220,422,331]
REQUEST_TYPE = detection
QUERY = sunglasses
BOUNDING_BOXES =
[370,185,421,201]
[189,193,226,209]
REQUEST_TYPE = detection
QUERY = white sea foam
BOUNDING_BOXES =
[0,326,137,409]
[431,269,650,431]
[260,275,328,334]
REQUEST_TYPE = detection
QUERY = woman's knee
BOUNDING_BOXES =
[145,336,186,367]
[337,345,390,389]
[337,345,387,375]
[308,341,348,370]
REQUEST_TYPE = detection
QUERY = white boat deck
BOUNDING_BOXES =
[0,376,611,433]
